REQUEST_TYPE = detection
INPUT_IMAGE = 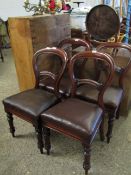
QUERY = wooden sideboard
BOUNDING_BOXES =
[9,14,70,91]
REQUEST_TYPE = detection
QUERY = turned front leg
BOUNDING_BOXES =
[83,144,91,175]
[34,121,44,154]
[7,112,15,137]
[106,110,116,143]
[116,104,121,119]
[99,116,105,141]
[0,49,4,62]
[43,127,51,155]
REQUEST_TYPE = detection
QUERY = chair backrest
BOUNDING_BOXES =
[58,38,91,78]
[33,47,68,96]
[69,51,115,109]
[58,38,91,58]
[97,42,131,88]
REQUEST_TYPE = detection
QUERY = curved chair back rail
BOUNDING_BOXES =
[58,38,91,51]
[58,38,91,59]
[69,51,115,109]
[97,42,131,88]
[33,47,68,96]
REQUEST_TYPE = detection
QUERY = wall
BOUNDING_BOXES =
[0,0,102,21]
[0,0,37,21]
[70,0,102,9]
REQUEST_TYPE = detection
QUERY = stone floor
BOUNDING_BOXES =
[0,49,131,175]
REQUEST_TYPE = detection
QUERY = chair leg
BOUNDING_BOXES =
[106,110,115,143]
[7,112,15,137]
[43,127,51,155]
[34,121,44,154]
[82,144,91,175]
[116,104,121,120]
[99,118,105,141]
[0,49,4,62]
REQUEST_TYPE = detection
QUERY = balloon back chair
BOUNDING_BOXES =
[97,42,131,142]
[2,47,68,153]
[76,42,131,143]
[40,51,114,175]
[57,38,91,97]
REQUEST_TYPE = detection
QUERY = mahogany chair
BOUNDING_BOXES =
[76,42,131,143]
[40,38,91,97]
[2,47,68,153]
[58,38,91,97]
[40,51,114,175]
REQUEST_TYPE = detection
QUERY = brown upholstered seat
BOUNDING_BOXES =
[3,89,57,119]
[77,86,123,108]
[2,47,68,154]
[42,98,102,142]
[40,51,114,175]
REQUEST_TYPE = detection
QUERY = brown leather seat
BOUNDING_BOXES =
[40,51,114,175]
[42,98,102,141]
[77,86,123,108]
[3,89,57,119]
[2,47,68,154]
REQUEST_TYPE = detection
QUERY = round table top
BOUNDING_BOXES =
[85,5,120,40]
